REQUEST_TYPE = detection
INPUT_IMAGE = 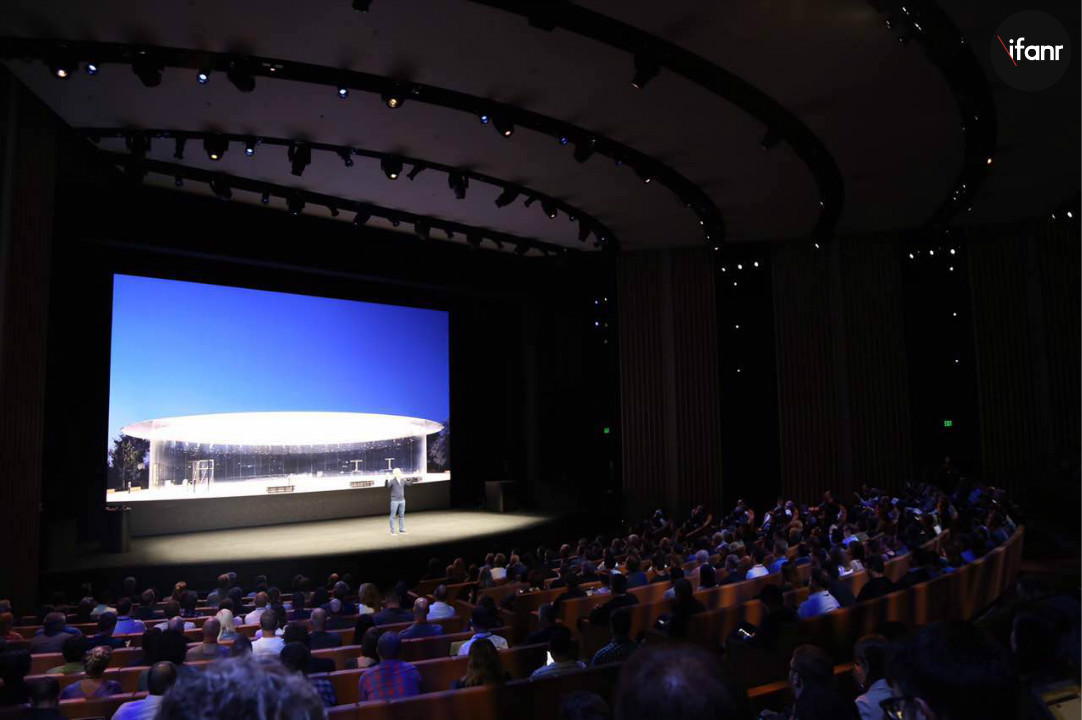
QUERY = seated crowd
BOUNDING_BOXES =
[0,474,1075,720]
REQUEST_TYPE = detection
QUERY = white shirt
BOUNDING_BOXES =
[530,660,585,679]
[112,694,163,720]
[490,568,507,581]
[855,678,894,720]
[427,601,456,620]
[244,607,267,626]
[746,564,770,579]
[457,632,508,655]
[252,636,285,656]
[798,590,841,619]
[153,620,196,632]
[254,627,285,639]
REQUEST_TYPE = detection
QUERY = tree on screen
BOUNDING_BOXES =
[428,421,450,473]
[108,434,150,490]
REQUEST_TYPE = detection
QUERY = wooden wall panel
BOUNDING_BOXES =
[617,249,722,517]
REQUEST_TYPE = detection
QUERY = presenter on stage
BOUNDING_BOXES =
[386,468,420,535]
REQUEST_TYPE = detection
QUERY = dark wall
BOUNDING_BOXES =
[0,70,60,612]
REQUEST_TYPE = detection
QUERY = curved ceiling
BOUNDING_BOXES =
[0,0,1077,252]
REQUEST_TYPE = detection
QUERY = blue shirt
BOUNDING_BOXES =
[114,616,145,636]
[399,623,444,639]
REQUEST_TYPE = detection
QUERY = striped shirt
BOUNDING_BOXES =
[358,659,421,701]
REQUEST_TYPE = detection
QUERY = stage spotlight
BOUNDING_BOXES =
[197,69,211,85]
[573,138,596,163]
[337,148,354,167]
[760,127,781,150]
[448,171,468,199]
[577,221,591,242]
[85,62,99,76]
[414,220,430,240]
[132,54,164,87]
[288,143,312,176]
[203,135,228,161]
[210,177,232,201]
[261,191,270,204]
[174,175,183,187]
[353,206,372,226]
[226,58,256,92]
[631,54,660,89]
[495,187,520,208]
[244,139,257,157]
[49,60,75,79]
[173,136,186,160]
[287,194,305,216]
[635,166,654,184]
[479,113,490,125]
[515,243,529,256]
[406,163,427,180]
[352,0,373,11]
[382,91,404,109]
[381,156,403,180]
[337,84,349,98]
[541,199,557,219]
[559,135,569,145]
[492,115,514,137]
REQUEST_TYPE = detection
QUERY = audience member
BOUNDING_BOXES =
[886,621,1022,720]
[29,612,81,654]
[749,584,798,651]
[372,591,413,625]
[399,597,444,639]
[856,555,898,602]
[185,618,227,661]
[531,625,585,679]
[623,556,648,588]
[424,584,454,620]
[458,607,508,654]
[59,645,124,700]
[591,608,638,666]
[614,644,747,720]
[553,573,587,613]
[524,603,561,646]
[46,636,89,675]
[661,566,685,600]
[852,635,891,720]
[244,591,270,626]
[157,654,324,719]
[252,611,284,655]
[452,637,507,688]
[0,649,31,705]
[133,589,161,621]
[358,632,421,700]
[797,570,840,619]
[587,574,637,626]
[215,608,239,641]
[356,627,383,669]
[25,677,63,720]
[86,611,126,649]
[113,661,177,720]
[280,641,337,707]
[0,613,21,643]
[306,608,340,650]
[780,644,859,720]
[205,574,230,607]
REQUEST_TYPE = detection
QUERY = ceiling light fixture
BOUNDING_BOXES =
[288,142,312,176]
[244,139,257,157]
[353,206,372,226]
[197,69,211,85]
[131,53,164,87]
[226,58,256,92]
[287,194,305,216]
[631,54,660,89]
[573,138,596,163]
[173,136,186,160]
[491,114,514,138]
[541,199,558,219]
[495,187,520,208]
[406,163,427,180]
[448,171,469,199]
[381,156,403,180]
[336,148,354,167]
[203,135,228,161]
[210,177,232,201]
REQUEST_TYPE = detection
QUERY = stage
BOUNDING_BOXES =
[46,509,560,575]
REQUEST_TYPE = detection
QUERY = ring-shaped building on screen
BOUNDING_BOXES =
[120,411,443,489]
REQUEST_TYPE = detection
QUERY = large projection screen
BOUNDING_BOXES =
[106,274,450,505]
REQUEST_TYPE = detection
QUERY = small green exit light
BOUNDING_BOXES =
[943,419,953,428]
[603,427,611,435]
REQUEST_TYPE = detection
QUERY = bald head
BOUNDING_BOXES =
[147,661,178,696]
[202,618,221,642]
[253,591,269,608]
[412,597,429,623]
[310,608,327,631]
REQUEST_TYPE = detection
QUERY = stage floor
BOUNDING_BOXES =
[50,509,555,572]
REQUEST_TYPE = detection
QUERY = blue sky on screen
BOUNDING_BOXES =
[108,274,449,446]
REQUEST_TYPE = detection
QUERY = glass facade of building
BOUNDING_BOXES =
[148,436,424,488]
